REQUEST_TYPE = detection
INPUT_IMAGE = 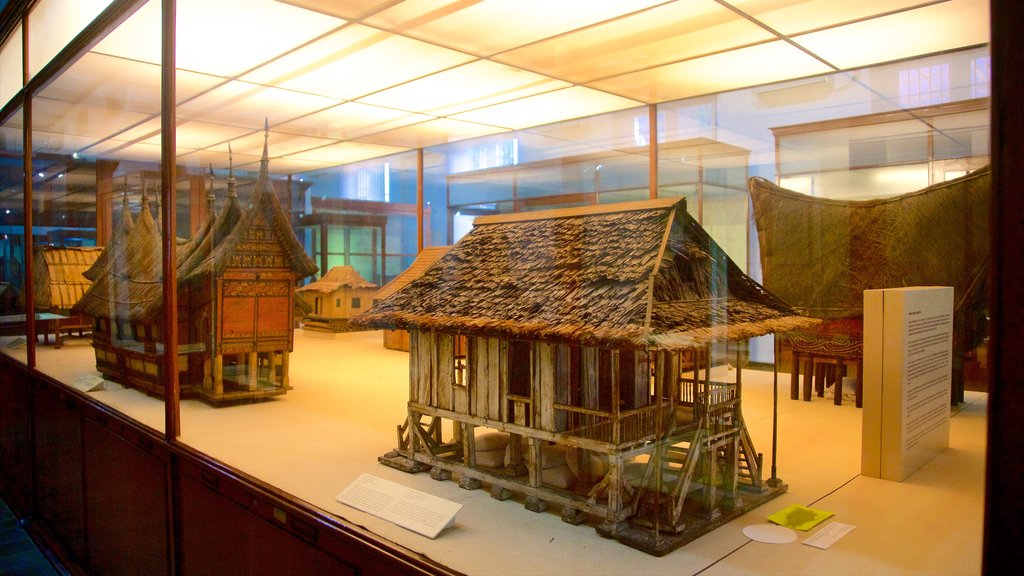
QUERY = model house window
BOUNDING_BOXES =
[351,297,360,309]
[314,297,321,315]
[335,298,341,308]
[454,335,469,387]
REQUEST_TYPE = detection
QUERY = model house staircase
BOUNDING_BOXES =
[632,424,707,530]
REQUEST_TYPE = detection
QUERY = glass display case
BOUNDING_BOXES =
[0,0,1005,574]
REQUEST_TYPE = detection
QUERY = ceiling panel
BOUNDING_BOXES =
[241,24,474,100]
[590,40,833,103]
[496,0,772,83]
[277,0,404,20]
[138,121,254,152]
[450,86,643,130]
[364,0,667,56]
[283,141,410,165]
[93,0,344,77]
[274,102,434,141]
[355,118,509,148]
[31,97,153,143]
[733,0,951,35]
[176,80,341,129]
[792,0,990,70]
[214,131,338,158]
[359,60,570,116]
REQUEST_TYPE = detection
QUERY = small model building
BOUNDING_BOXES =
[32,246,103,347]
[748,166,990,405]
[74,125,318,404]
[371,245,449,351]
[296,266,377,332]
[357,198,816,555]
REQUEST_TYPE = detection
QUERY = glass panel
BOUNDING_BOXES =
[0,24,23,109]
[426,106,650,246]
[0,107,27,361]
[30,0,165,433]
[27,0,113,78]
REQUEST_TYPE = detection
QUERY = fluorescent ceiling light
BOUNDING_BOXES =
[356,118,509,148]
[31,97,152,140]
[366,0,667,55]
[176,80,340,129]
[451,86,642,130]
[591,41,833,103]
[283,141,409,164]
[496,0,772,83]
[274,102,434,141]
[793,0,990,70]
[359,60,570,116]
[241,24,473,100]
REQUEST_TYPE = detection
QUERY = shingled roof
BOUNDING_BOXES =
[748,166,990,320]
[373,245,450,302]
[357,199,815,350]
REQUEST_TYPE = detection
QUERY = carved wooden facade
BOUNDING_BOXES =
[76,129,317,404]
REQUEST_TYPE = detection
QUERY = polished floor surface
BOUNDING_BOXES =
[25,330,986,575]
[0,498,62,576]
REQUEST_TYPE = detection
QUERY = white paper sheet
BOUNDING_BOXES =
[337,473,461,539]
[802,522,856,550]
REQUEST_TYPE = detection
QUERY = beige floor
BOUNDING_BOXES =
[22,329,985,576]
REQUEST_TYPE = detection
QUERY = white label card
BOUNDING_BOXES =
[802,521,856,550]
[337,473,461,539]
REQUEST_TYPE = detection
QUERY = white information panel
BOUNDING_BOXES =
[337,473,461,539]
[862,286,953,481]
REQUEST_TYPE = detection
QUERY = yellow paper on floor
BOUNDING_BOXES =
[767,504,835,531]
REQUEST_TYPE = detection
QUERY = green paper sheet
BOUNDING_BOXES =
[767,504,835,531]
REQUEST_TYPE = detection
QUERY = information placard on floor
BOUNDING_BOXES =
[337,473,461,539]
[862,286,953,481]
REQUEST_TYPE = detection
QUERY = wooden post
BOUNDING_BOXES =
[189,173,206,234]
[213,355,223,396]
[247,351,258,390]
[95,160,118,246]
[281,350,289,389]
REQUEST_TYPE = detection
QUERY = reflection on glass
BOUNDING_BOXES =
[26,0,166,432]
[0,108,28,361]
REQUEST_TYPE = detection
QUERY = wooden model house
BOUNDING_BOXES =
[371,245,449,351]
[74,128,318,404]
[357,198,816,555]
[296,265,377,332]
[748,166,990,405]
[32,246,103,347]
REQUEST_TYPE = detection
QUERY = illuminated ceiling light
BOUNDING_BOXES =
[359,60,570,116]
[450,86,642,130]
[243,25,472,100]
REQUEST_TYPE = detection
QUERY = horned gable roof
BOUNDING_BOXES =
[180,122,318,283]
[357,199,815,350]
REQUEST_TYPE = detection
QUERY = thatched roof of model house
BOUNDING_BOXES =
[32,246,103,311]
[83,191,135,282]
[73,194,163,323]
[372,246,450,303]
[748,166,990,320]
[357,199,816,350]
[297,265,376,295]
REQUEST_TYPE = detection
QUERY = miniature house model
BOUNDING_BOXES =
[296,265,377,332]
[748,167,990,404]
[358,198,817,555]
[371,245,449,351]
[32,246,103,346]
[74,128,318,404]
